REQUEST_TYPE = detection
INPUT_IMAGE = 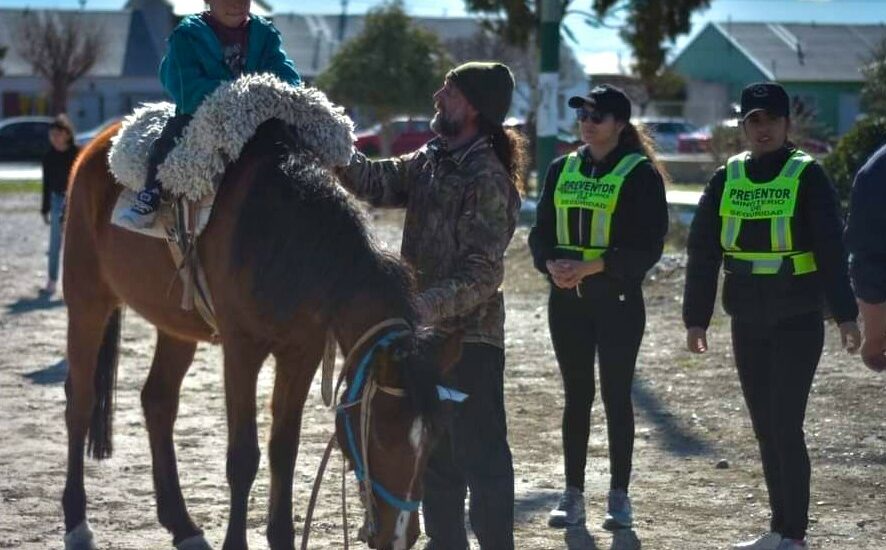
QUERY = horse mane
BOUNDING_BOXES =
[231,119,417,327]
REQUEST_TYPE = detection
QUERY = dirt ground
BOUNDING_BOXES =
[0,191,884,549]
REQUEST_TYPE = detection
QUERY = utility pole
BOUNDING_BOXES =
[338,0,349,42]
[537,0,560,191]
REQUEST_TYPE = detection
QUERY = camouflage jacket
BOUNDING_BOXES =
[339,136,521,349]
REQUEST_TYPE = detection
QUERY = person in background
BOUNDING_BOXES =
[41,114,79,296]
[528,84,668,532]
[845,142,886,372]
[683,82,860,550]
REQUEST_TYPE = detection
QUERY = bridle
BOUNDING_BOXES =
[336,318,424,538]
[300,318,467,550]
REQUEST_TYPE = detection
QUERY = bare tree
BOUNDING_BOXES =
[12,10,105,114]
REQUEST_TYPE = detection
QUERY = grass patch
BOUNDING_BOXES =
[0,180,41,194]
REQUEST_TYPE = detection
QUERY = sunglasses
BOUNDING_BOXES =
[576,108,608,124]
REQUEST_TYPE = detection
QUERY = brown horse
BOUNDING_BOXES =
[62,118,457,550]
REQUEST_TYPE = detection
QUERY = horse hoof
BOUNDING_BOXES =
[64,521,97,550]
[176,535,213,550]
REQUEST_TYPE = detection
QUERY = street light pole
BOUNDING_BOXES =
[536,0,560,191]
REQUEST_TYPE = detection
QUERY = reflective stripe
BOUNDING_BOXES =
[772,216,791,251]
[721,216,741,250]
[591,212,609,247]
[613,153,645,177]
[556,245,605,261]
[725,251,818,275]
[556,208,570,245]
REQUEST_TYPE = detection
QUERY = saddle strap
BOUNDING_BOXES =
[321,331,338,407]
[166,199,220,341]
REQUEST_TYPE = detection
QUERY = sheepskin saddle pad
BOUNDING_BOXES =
[108,73,355,238]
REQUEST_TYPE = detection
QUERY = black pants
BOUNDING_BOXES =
[731,312,823,541]
[422,343,514,550]
[144,114,192,193]
[548,285,646,493]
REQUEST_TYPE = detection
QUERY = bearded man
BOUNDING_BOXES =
[337,61,526,549]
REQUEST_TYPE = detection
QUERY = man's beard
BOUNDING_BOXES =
[431,110,462,138]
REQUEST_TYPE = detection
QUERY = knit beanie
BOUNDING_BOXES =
[446,62,514,126]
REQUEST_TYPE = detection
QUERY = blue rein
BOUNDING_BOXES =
[337,328,421,513]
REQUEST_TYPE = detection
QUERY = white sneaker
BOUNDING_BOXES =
[776,539,807,550]
[731,532,783,550]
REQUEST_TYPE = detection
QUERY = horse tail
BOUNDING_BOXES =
[87,307,123,459]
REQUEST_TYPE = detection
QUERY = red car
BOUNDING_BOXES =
[355,117,435,157]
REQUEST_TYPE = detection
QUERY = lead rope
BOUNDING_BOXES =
[300,435,337,550]
[342,452,350,550]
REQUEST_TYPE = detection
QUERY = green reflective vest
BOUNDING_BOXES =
[719,150,818,275]
[553,152,647,261]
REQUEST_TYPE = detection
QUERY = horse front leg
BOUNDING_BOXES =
[266,344,321,550]
[221,334,268,550]
[140,331,209,549]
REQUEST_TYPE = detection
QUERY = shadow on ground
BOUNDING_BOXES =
[22,359,67,385]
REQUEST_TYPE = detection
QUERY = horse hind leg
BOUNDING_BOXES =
[140,330,211,549]
[63,298,121,549]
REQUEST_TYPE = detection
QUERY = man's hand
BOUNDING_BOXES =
[859,300,886,372]
[686,326,708,354]
[838,321,861,354]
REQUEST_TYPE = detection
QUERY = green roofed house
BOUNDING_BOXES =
[671,21,886,135]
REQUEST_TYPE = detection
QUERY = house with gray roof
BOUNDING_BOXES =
[671,21,886,134]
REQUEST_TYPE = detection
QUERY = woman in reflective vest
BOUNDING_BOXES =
[683,82,860,550]
[528,84,668,531]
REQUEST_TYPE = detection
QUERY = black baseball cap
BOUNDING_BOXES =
[740,82,790,120]
[568,84,632,122]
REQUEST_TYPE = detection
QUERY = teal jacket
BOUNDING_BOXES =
[160,14,302,115]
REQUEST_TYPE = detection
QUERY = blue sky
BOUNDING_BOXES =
[2,0,886,73]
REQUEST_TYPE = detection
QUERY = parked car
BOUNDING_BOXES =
[355,117,435,156]
[0,116,55,162]
[634,117,699,153]
[75,117,123,147]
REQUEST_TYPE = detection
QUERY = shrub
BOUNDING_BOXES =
[821,116,886,201]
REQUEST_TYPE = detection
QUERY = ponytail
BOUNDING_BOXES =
[618,122,670,185]
[478,117,529,196]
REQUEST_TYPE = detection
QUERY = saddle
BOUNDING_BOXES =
[106,74,356,340]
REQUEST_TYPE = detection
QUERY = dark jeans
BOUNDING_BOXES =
[548,285,646,493]
[144,114,192,193]
[422,343,514,550]
[731,312,824,541]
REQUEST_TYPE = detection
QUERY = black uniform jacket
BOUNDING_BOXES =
[528,143,669,300]
[845,143,886,304]
[683,145,858,328]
